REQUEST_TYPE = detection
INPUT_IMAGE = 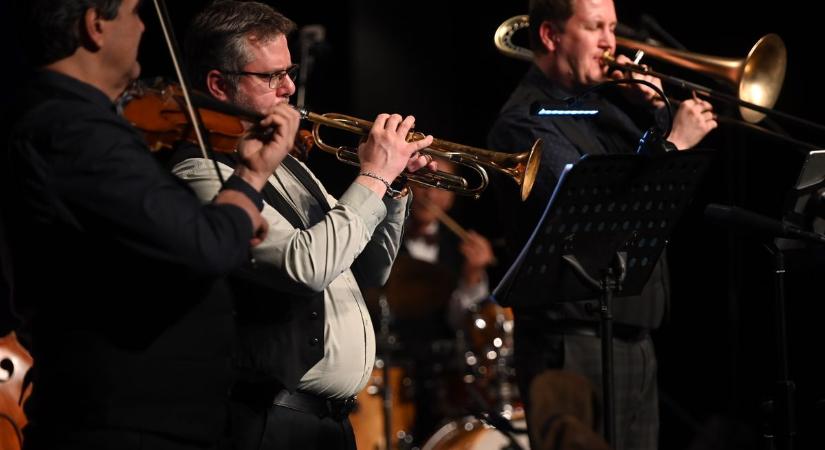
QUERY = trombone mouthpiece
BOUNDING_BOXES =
[602,51,616,65]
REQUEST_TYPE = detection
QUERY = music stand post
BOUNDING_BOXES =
[494,151,713,446]
[766,149,825,450]
[561,251,628,444]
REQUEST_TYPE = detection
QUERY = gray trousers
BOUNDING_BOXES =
[515,328,659,450]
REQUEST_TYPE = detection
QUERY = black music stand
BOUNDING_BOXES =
[770,149,825,450]
[494,150,712,446]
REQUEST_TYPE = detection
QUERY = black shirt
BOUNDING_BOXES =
[0,70,258,444]
[488,66,669,329]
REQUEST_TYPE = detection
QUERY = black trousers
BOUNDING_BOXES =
[229,398,356,450]
[22,427,224,450]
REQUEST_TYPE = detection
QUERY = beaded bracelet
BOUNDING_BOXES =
[359,171,406,198]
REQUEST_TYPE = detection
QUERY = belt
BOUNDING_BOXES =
[552,321,650,342]
[273,389,357,420]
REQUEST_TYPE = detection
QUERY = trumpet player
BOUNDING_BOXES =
[169,2,436,450]
[488,1,717,450]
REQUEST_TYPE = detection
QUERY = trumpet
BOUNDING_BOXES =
[294,107,543,201]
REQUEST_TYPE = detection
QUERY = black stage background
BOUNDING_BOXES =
[2,1,824,448]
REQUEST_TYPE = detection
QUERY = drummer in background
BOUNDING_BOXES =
[387,158,498,443]
[404,159,497,329]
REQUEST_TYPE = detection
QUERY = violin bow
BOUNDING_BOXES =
[150,0,226,184]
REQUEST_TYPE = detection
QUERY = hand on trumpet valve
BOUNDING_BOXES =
[407,151,438,173]
[609,54,666,109]
[356,113,434,197]
[667,91,718,150]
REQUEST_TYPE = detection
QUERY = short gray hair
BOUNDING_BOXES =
[185,0,296,92]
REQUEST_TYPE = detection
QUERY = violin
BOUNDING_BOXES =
[121,79,314,159]
[0,332,32,450]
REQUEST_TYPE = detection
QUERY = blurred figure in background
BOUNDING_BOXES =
[361,158,510,446]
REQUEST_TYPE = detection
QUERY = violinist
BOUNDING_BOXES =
[170,2,436,449]
[0,0,299,449]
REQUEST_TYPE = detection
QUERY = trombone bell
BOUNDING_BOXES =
[738,34,786,123]
[614,34,786,123]
[494,15,787,123]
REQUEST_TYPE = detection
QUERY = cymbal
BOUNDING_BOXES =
[364,254,457,320]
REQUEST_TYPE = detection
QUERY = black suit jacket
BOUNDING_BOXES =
[488,66,669,329]
[1,70,256,444]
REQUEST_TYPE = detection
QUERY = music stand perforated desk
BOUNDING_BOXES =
[494,150,713,445]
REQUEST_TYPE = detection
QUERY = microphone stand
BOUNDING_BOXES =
[377,293,396,450]
[639,14,687,51]
[466,384,526,450]
[296,25,325,108]
[704,204,825,450]
[763,243,796,450]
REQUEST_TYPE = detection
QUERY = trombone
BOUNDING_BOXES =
[294,107,543,201]
[494,15,825,139]
[604,34,785,124]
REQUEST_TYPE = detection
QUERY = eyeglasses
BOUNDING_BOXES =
[221,63,300,89]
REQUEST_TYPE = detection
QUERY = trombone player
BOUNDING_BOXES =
[488,1,716,449]
[170,2,436,449]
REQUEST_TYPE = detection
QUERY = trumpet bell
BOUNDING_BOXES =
[514,138,542,201]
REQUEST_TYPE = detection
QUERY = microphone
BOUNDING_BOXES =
[296,25,326,108]
[615,22,650,42]
[639,14,686,50]
[299,24,326,47]
[813,188,825,220]
[705,203,825,244]
[636,127,676,156]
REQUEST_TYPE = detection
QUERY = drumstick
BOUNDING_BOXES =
[423,201,499,266]
[423,201,471,241]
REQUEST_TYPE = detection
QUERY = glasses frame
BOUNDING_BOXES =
[221,63,300,89]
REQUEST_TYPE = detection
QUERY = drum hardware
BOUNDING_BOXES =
[421,408,530,450]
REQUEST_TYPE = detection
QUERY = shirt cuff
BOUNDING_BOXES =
[383,188,413,218]
[455,274,491,308]
[221,175,264,211]
[338,181,388,232]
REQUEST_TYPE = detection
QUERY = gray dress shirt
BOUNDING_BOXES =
[173,157,411,398]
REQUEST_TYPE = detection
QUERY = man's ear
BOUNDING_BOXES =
[539,20,560,52]
[81,8,105,50]
[206,70,230,101]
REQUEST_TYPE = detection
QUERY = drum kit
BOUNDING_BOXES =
[352,255,529,450]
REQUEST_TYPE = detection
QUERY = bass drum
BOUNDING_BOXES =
[421,410,530,450]
[350,361,416,450]
[462,300,519,410]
